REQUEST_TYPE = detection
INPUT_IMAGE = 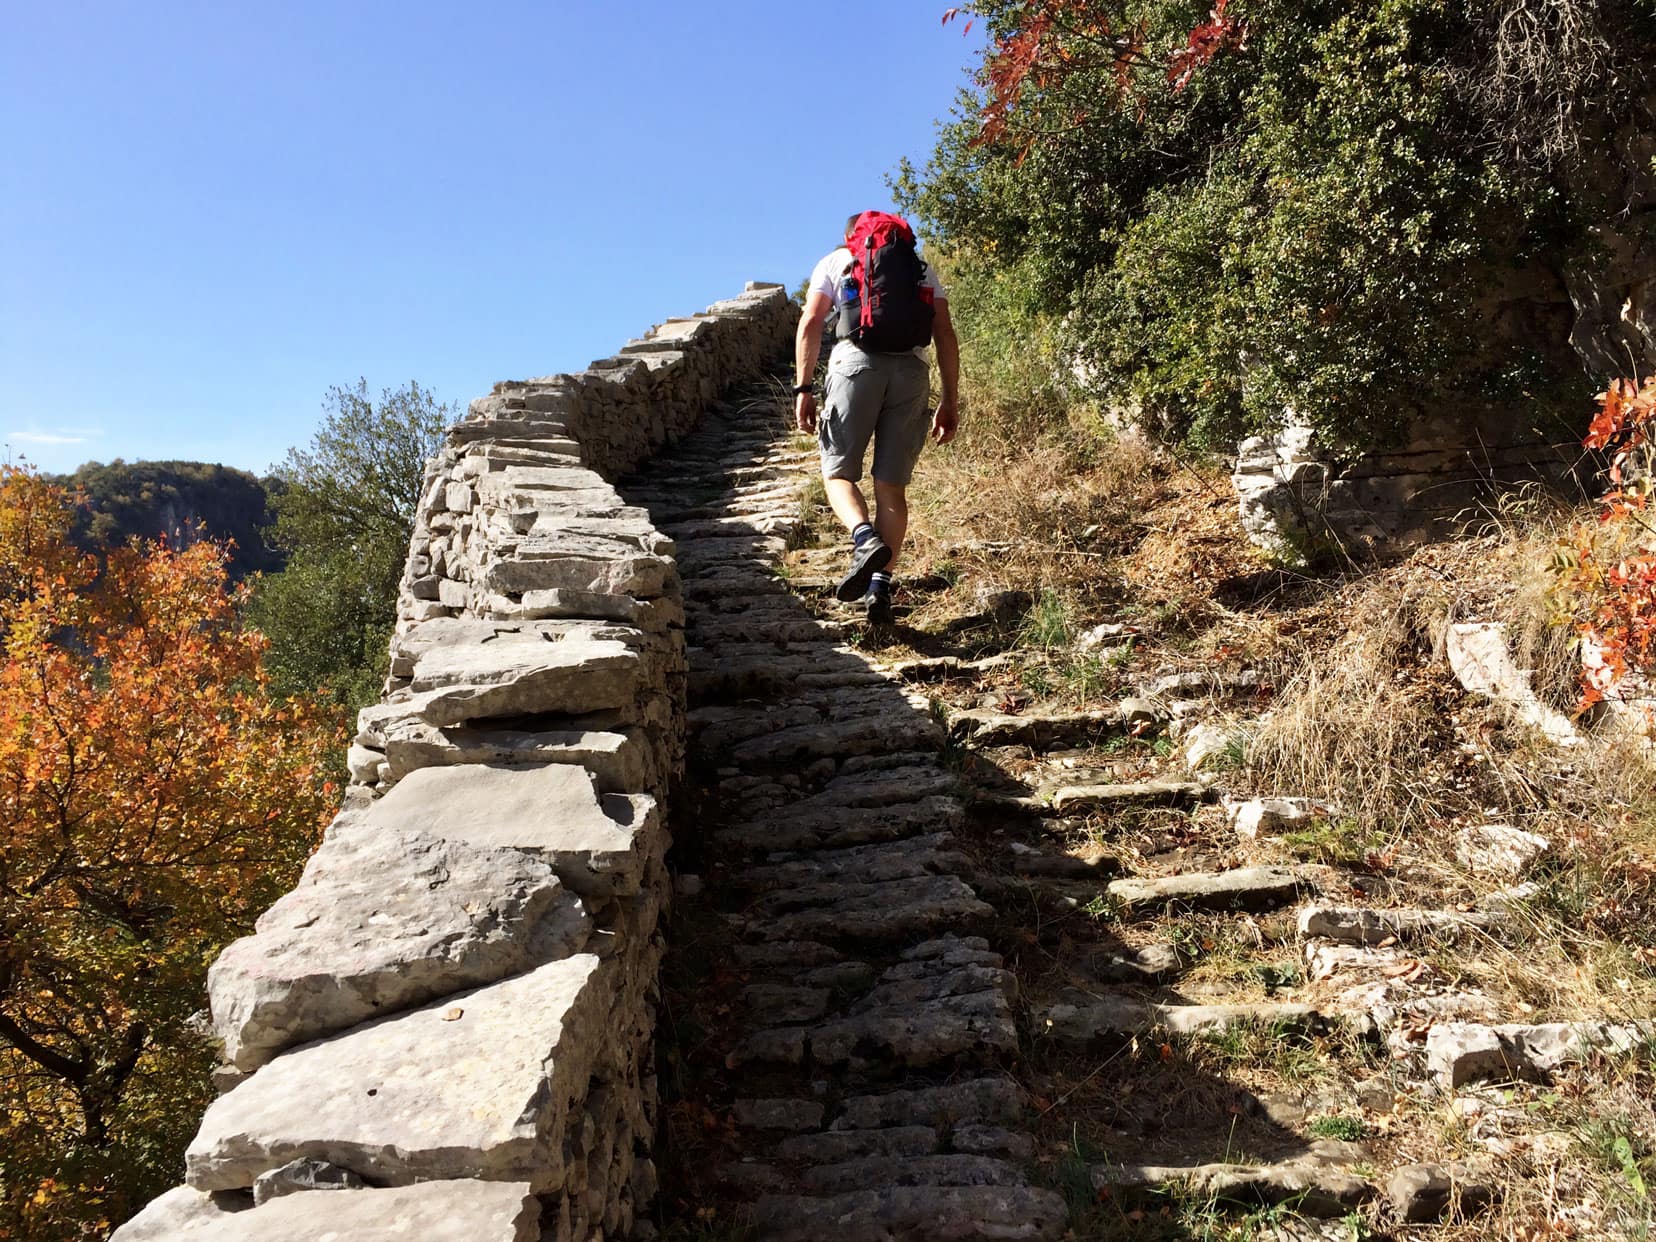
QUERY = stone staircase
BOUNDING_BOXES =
[626,395,1068,1240]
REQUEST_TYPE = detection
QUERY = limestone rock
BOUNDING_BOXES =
[1049,781,1208,812]
[187,955,607,1192]
[378,719,649,791]
[128,1181,540,1241]
[753,1185,1068,1242]
[109,1187,245,1240]
[1094,1142,1373,1218]
[251,1158,364,1205]
[1043,995,1323,1046]
[1228,796,1332,838]
[210,827,589,1069]
[1445,622,1579,746]
[1387,1161,1496,1223]
[1427,1019,1656,1087]
[1455,823,1551,878]
[1108,866,1302,912]
[409,633,640,725]
[362,763,660,897]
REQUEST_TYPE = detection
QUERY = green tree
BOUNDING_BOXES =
[252,380,453,709]
[897,0,1656,452]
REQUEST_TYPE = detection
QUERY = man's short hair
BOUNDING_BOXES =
[845,212,867,240]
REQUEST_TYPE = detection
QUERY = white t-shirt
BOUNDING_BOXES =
[808,246,947,360]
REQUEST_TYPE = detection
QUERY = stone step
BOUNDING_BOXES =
[1297,903,1498,945]
[947,706,1129,749]
[713,797,965,854]
[1091,1140,1374,1219]
[1108,865,1305,913]
[1048,780,1210,812]
[1042,995,1327,1047]
[752,1186,1067,1242]
[739,833,972,890]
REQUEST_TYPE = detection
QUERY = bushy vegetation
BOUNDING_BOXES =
[60,460,280,579]
[0,467,339,1240]
[252,379,452,710]
[897,0,1656,452]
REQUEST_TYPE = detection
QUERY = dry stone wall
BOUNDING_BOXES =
[113,283,798,1242]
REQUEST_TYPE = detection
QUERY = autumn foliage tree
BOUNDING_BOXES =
[0,466,340,1240]
[1558,376,1656,718]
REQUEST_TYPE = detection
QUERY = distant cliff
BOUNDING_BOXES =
[57,460,282,577]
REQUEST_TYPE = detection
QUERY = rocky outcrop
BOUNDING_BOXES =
[119,284,797,1241]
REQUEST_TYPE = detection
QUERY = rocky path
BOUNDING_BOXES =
[625,394,1067,1240]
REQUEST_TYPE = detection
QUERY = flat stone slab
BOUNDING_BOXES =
[409,633,640,726]
[1050,781,1210,812]
[1426,1019,1655,1087]
[210,825,589,1069]
[1092,1142,1373,1218]
[379,719,649,791]
[833,1079,1023,1131]
[1043,996,1324,1046]
[364,763,658,897]
[1109,866,1303,912]
[754,1186,1067,1242]
[186,955,606,1192]
[803,1154,1028,1195]
[949,708,1125,749]
[484,535,672,598]
[1297,904,1495,945]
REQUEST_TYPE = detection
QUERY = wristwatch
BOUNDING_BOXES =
[792,383,814,396]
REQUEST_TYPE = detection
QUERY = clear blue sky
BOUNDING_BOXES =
[2,2,984,476]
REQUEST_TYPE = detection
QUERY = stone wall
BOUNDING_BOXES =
[113,283,799,1242]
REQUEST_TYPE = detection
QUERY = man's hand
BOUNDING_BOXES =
[931,397,959,445]
[795,392,818,436]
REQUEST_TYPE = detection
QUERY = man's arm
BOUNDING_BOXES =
[932,300,960,444]
[794,292,834,434]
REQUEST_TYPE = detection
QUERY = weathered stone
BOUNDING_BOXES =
[210,825,589,1069]
[1094,1143,1373,1218]
[1427,1019,1656,1087]
[1228,796,1332,838]
[833,1079,1024,1131]
[749,874,993,943]
[363,763,659,897]
[742,985,832,1023]
[1446,623,1579,746]
[754,1186,1068,1242]
[776,1125,939,1164]
[805,1154,1028,1195]
[187,1181,539,1241]
[1455,823,1551,878]
[1050,781,1209,812]
[1386,1161,1497,1223]
[1108,866,1302,912]
[186,955,607,1192]
[949,708,1123,749]
[1297,903,1495,944]
[109,1187,245,1240]
[250,1158,364,1205]
[379,719,649,791]
[410,634,640,724]
[733,1098,825,1132]
[1044,995,1323,1046]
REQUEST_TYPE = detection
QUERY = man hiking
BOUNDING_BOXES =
[793,210,960,624]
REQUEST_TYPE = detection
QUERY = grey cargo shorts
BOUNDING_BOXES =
[818,344,932,486]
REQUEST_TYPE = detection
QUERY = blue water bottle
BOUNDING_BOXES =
[839,274,861,339]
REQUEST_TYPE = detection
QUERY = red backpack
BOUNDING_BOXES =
[839,211,936,353]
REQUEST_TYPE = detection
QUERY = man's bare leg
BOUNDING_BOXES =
[871,480,908,575]
[824,475,870,535]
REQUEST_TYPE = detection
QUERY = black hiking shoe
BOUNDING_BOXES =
[864,587,894,626]
[835,536,891,603]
